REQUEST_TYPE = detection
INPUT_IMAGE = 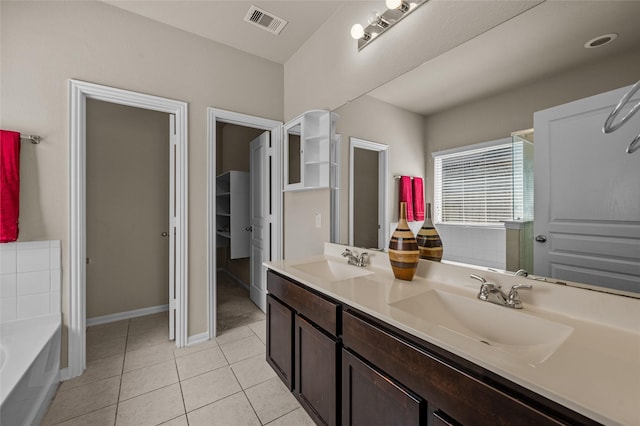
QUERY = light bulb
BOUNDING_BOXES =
[350,24,365,40]
[386,0,402,9]
[367,10,381,25]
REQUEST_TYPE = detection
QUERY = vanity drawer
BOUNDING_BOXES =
[267,271,339,336]
[342,310,566,426]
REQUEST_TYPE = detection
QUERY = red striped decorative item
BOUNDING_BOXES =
[388,202,419,281]
[417,203,443,262]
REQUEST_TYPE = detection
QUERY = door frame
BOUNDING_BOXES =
[68,79,188,379]
[349,137,389,249]
[206,108,282,339]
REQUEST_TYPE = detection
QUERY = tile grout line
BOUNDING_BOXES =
[173,346,190,424]
[113,319,131,425]
[227,361,263,424]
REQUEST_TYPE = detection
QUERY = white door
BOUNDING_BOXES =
[168,114,177,340]
[533,85,640,293]
[250,132,270,312]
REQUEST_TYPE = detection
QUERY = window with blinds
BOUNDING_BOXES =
[434,139,531,225]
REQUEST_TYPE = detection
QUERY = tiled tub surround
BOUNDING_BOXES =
[1,314,61,426]
[265,243,640,426]
[42,312,314,425]
[0,240,62,323]
[0,240,63,425]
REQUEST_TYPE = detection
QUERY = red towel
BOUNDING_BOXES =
[413,177,425,221]
[399,176,414,222]
[0,130,21,243]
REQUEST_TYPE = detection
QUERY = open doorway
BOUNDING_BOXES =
[215,123,266,331]
[349,137,389,250]
[85,99,172,343]
[68,80,187,379]
[207,108,282,340]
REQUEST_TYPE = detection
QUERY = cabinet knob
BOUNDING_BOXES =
[161,232,168,237]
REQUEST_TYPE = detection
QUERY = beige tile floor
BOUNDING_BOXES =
[43,311,315,425]
[216,272,266,332]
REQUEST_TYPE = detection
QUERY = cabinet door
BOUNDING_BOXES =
[432,410,462,426]
[266,295,294,390]
[342,349,424,426]
[295,315,338,426]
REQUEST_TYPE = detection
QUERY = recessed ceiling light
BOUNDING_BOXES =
[584,33,618,49]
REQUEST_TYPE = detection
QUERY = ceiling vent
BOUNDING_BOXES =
[244,5,288,35]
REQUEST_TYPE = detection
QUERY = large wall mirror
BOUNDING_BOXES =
[330,0,640,297]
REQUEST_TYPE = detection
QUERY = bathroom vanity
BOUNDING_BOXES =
[264,244,640,426]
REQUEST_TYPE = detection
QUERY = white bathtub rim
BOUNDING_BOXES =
[0,313,61,406]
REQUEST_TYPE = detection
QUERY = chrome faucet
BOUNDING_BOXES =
[342,249,369,267]
[514,269,529,277]
[470,274,532,309]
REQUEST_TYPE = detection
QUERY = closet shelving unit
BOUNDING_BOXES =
[216,170,250,259]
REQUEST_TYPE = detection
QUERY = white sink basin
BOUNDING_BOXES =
[390,290,573,365]
[291,259,374,282]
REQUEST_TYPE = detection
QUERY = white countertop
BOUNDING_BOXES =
[265,243,640,426]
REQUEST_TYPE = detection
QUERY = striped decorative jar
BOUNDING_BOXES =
[388,202,420,281]
[416,203,443,262]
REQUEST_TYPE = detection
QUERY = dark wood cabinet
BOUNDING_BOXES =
[432,410,461,426]
[267,271,340,425]
[342,348,425,426]
[266,270,600,426]
[295,315,339,425]
[266,295,294,390]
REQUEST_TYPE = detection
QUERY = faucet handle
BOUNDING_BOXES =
[507,284,532,309]
[342,249,352,257]
[471,274,501,301]
[470,274,500,289]
[470,274,487,285]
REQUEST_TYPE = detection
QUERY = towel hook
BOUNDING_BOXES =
[603,79,640,154]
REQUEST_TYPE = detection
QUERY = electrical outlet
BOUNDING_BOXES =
[315,213,321,228]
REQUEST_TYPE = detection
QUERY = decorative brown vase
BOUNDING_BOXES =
[388,202,419,281]
[416,203,443,262]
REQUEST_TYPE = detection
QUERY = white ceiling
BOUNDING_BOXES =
[103,1,345,64]
[104,0,640,115]
[368,0,640,115]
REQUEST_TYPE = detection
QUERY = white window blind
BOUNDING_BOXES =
[434,140,528,225]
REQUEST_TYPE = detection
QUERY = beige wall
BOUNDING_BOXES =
[1,1,283,366]
[334,95,425,245]
[284,189,331,260]
[86,99,169,318]
[219,123,263,174]
[423,46,640,205]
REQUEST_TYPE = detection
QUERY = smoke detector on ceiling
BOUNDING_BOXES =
[244,5,288,35]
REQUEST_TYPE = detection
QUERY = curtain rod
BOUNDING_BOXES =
[20,135,41,144]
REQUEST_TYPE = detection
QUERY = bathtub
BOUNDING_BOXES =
[1,314,61,426]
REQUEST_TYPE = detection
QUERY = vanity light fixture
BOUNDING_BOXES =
[351,0,427,50]
[386,0,410,13]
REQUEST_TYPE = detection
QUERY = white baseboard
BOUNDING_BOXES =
[87,304,169,327]
[59,367,71,382]
[187,332,209,346]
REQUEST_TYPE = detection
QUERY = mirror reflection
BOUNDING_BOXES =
[285,124,301,187]
[349,138,389,250]
[331,1,640,297]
